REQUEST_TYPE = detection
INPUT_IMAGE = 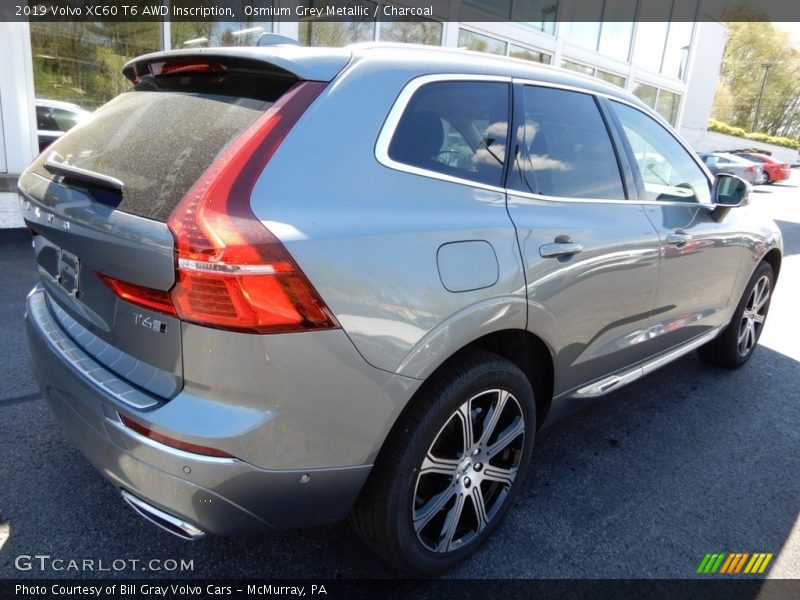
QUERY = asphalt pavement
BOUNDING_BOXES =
[0,175,798,580]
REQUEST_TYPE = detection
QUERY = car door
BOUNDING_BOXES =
[505,83,661,397]
[606,99,744,355]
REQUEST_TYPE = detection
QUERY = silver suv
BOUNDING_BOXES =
[21,44,782,574]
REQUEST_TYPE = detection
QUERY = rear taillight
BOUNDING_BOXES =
[100,80,339,334]
[746,166,756,173]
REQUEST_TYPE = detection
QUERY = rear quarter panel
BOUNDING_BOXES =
[250,58,527,380]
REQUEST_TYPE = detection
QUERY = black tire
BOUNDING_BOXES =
[698,261,774,368]
[349,350,536,575]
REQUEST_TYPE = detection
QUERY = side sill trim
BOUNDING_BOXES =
[573,326,723,399]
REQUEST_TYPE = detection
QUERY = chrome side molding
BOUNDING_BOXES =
[574,327,723,399]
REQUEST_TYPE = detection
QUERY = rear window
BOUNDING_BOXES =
[31,65,296,222]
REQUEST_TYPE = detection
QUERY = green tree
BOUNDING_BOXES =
[716,21,800,139]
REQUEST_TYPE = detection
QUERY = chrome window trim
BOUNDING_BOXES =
[375,73,714,208]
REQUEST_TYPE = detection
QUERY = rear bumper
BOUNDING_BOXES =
[25,286,372,535]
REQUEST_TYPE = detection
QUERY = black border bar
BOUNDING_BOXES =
[3,0,800,22]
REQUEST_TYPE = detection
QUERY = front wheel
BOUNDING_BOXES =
[349,351,536,574]
[698,262,774,368]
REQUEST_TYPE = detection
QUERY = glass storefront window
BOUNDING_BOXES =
[458,29,507,55]
[298,0,376,46]
[560,0,603,48]
[562,60,595,77]
[171,22,272,49]
[299,20,376,47]
[597,0,636,62]
[595,69,626,87]
[598,21,634,62]
[632,0,672,73]
[379,21,443,45]
[509,45,551,64]
[514,0,559,35]
[563,21,601,50]
[30,22,161,110]
[633,82,658,108]
[661,21,694,79]
[656,89,681,125]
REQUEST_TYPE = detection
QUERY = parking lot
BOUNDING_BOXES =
[0,173,798,580]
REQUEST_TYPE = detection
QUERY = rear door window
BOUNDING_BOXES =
[387,80,510,187]
[518,85,626,200]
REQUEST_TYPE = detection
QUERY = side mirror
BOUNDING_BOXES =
[711,174,750,222]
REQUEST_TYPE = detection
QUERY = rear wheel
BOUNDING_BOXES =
[698,262,774,368]
[756,171,769,185]
[349,351,536,574]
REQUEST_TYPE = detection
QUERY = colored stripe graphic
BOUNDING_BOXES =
[697,554,713,573]
[700,553,775,575]
[699,554,726,574]
[720,554,736,574]
[734,553,750,573]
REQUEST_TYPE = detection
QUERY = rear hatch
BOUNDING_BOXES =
[19,52,333,401]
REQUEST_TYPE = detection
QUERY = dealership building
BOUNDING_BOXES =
[0,1,727,228]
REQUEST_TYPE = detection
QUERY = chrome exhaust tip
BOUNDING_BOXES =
[121,490,206,541]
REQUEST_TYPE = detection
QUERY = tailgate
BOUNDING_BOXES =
[19,52,321,400]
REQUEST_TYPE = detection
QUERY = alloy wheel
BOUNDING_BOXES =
[737,274,770,357]
[412,388,525,553]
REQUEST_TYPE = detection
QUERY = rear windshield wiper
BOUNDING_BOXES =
[44,154,124,192]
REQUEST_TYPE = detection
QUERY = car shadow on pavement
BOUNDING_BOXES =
[1,346,797,580]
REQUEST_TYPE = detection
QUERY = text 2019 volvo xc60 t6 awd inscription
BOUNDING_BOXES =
[20,43,782,574]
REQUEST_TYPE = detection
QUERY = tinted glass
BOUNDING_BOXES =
[633,82,658,109]
[50,108,82,131]
[380,21,443,45]
[611,101,710,204]
[595,69,626,88]
[514,0,558,35]
[36,106,55,130]
[520,86,625,199]
[458,29,507,55]
[388,81,510,187]
[509,45,551,64]
[562,60,594,76]
[31,69,295,222]
[172,20,273,49]
[656,89,681,125]
[31,22,160,110]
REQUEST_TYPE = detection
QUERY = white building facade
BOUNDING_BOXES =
[0,2,728,228]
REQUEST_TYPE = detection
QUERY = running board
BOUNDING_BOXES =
[574,327,723,399]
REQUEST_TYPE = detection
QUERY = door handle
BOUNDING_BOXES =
[539,237,584,258]
[666,229,693,245]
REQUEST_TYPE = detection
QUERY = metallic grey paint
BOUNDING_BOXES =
[22,43,783,537]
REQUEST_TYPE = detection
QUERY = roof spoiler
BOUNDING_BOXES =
[122,46,351,84]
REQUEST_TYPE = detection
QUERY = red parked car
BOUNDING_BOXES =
[733,152,791,184]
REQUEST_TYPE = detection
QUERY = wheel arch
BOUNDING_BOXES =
[375,328,555,469]
[762,247,782,283]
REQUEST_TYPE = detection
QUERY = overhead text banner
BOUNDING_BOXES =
[2,0,800,23]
